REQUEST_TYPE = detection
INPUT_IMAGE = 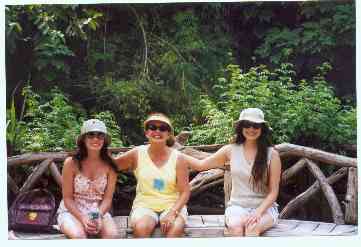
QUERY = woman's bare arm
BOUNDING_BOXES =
[183,145,231,171]
[113,148,138,171]
[62,157,87,222]
[98,168,117,217]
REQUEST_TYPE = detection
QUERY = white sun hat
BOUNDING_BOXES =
[237,108,267,123]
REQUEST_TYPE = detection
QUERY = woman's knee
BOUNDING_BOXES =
[61,224,87,239]
[245,223,261,236]
[132,219,156,237]
[226,225,244,236]
[166,217,185,237]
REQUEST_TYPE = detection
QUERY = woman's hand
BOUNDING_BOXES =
[160,210,177,234]
[81,215,98,235]
[245,211,262,227]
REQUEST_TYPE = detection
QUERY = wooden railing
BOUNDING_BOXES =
[7,132,357,225]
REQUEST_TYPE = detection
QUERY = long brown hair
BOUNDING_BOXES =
[72,134,118,172]
[233,121,272,192]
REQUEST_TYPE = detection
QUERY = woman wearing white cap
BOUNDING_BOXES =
[114,113,190,238]
[56,119,118,238]
[187,108,281,236]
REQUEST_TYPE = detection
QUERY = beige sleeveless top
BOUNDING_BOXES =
[228,144,273,208]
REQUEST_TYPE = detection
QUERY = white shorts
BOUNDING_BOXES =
[225,204,279,227]
[129,207,188,226]
[57,211,112,227]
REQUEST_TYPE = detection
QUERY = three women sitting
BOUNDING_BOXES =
[57,108,280,238]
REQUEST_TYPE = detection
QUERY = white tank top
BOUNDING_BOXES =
[228,144,273,208]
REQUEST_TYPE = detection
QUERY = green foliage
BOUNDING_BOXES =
[255,2,355,64]
[187,97,233,145]
[12,86,123,152]
[189,62,356,149]
[6,99,26,153]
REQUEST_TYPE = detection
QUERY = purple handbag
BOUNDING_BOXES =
[9,189,57,232]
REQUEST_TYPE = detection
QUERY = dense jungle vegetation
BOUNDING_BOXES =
[6,1,356,220]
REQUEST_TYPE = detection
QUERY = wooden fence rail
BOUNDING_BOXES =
[7,132,358,225]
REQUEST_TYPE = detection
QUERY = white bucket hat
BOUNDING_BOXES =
[237,108,267,123]
[81,119,107,135]
[77,119,111,144]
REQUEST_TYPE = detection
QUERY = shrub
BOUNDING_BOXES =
[188,62,356,151]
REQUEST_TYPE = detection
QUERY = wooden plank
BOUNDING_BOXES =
[113,216,128,238]
[331,225,358,235]
[186,215,204,228]
[185,227,224,238]
[263,220,301,236]
[11,217,358,239]
[201,215,223,227]
[12,232,66,240]
[310,222,336,235]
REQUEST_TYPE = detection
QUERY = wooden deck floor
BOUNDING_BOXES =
[12,215,358,239]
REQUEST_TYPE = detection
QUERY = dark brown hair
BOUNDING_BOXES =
[72,134,118,172]
[233,121,272,192]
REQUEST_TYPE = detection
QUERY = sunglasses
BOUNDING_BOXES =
[241,121,263,129]
[146,124,170,132]
[86,131,106,139]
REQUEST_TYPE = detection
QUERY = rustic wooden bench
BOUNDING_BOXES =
[8,141,358,240]
[12,215,357,239]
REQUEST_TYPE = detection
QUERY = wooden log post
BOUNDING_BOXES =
[305,159,345,224]
[276,143,357,168]
[7,174,19,195]
[18,158,53,194]
[49,162,63,188]
[344,167,357,224]
[279,167,348,219]
[281,158,307,185]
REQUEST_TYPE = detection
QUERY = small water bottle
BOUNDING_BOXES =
[88,202,100,234]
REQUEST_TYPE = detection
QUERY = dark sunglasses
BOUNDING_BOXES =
[86,131,106,139]
[146,124,170,132]
[241,121,263,129]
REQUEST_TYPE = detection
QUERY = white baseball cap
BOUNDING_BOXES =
[80,119,107,135]
[237,108,267,123]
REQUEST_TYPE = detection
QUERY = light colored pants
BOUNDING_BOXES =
[129,207,188,226]
[225,204,279,227]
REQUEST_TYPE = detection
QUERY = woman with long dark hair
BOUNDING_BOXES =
[57,119,118,238]
[187,108,281,236]
[114,113,190,238]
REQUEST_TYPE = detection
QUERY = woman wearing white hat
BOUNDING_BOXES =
[57,119,118,238]
[187,108,281,236]
[114,113,190,238]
